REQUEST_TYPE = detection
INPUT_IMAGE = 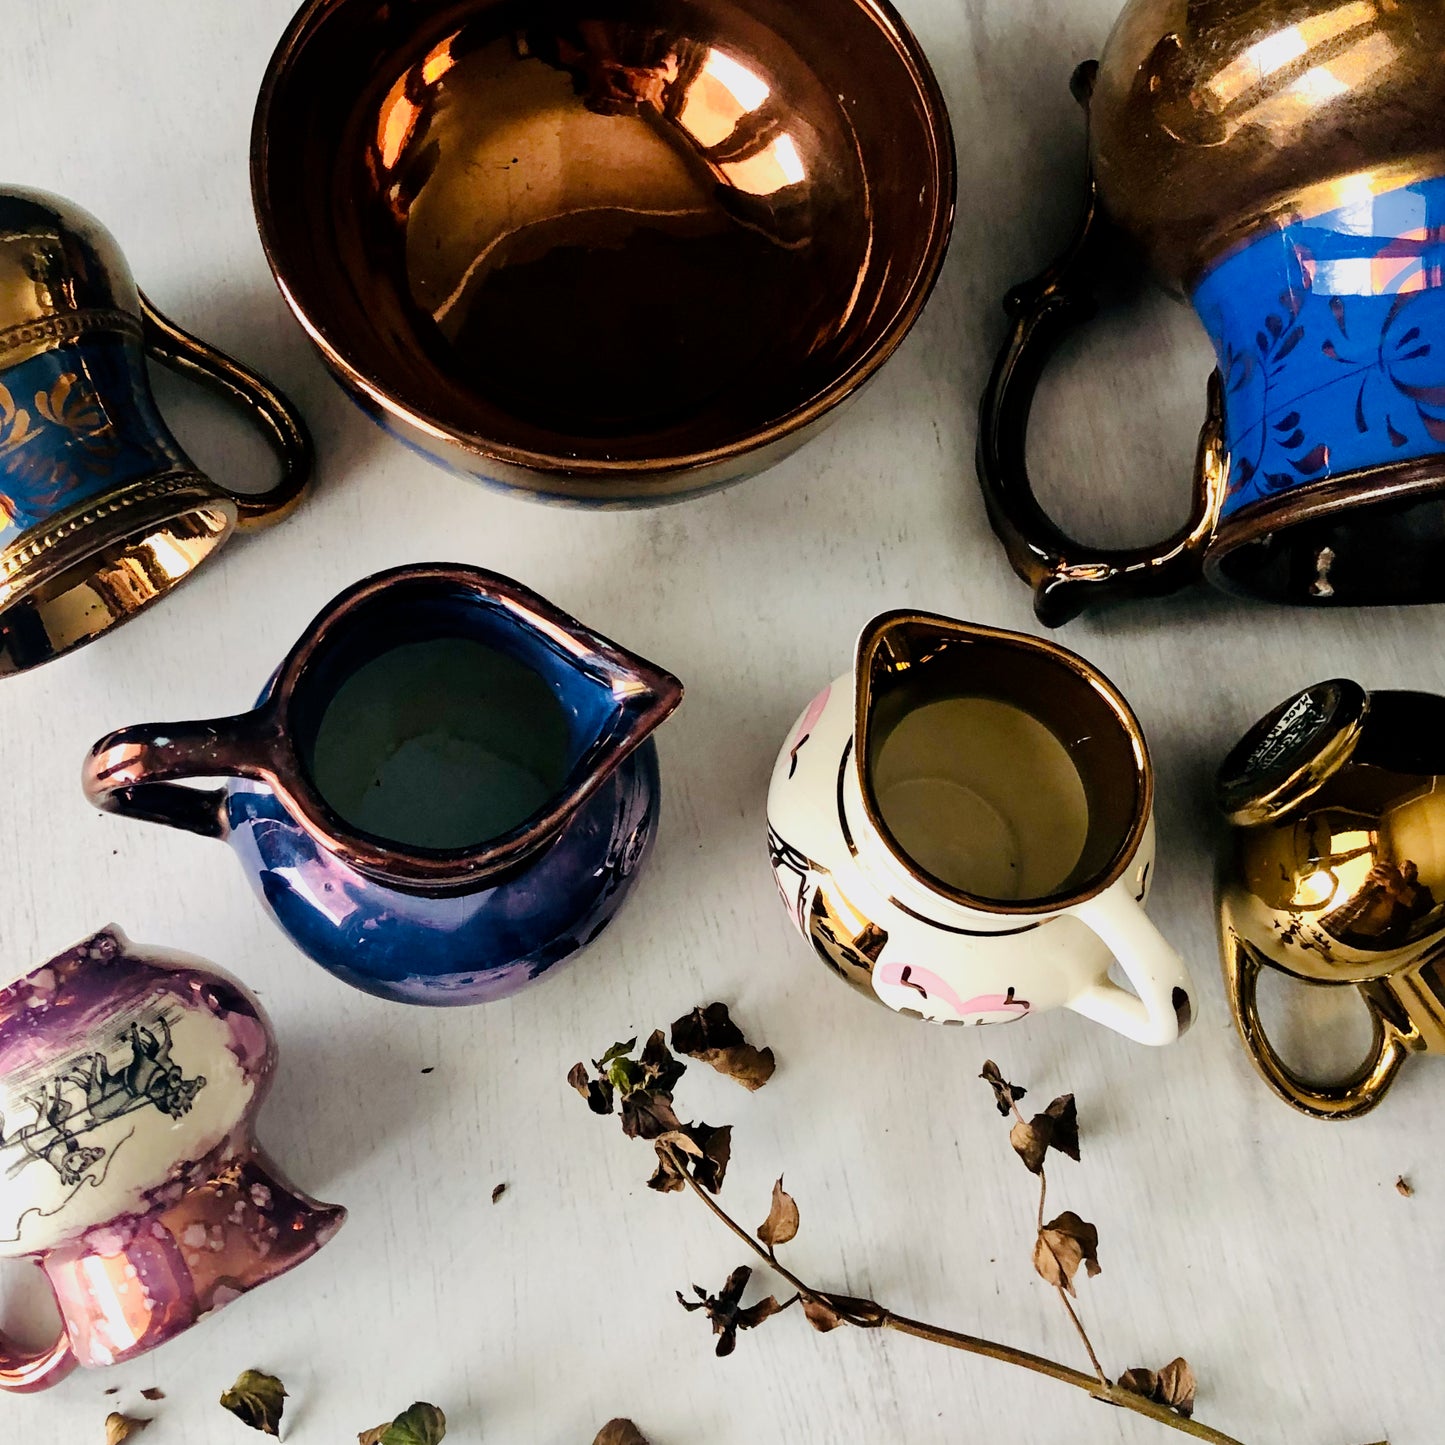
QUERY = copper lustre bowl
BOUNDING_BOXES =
[252,0,954,504]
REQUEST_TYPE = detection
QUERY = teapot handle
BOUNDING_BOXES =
[1066,886,1194,1046]
[139,292,313,531]
[0,1305,76,1393]
[1223,932,1412,1120]
[975,66,1229,627]
[82,711,278,840]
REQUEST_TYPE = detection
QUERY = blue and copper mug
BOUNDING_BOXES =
[0,187,310,674]
[979,3,1445,624]
[83,565,683,1005]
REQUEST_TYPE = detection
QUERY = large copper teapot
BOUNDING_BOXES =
[980,2,1445,624]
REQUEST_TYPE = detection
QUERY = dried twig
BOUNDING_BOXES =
[571,1020,1248,1444]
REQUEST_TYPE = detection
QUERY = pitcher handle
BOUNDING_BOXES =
[83,712,279,840]
[1223,932,1411,1120]
[1067,886,1194,1046]
[139,291,313,531]
[0,1307,76,1393]
[975,63,1229,627]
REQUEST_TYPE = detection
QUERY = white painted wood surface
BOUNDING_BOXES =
[0,2,1435,1441]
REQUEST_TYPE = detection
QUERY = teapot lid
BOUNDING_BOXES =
[1216,679,1368,828]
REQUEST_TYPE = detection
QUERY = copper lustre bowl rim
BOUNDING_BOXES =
[249,0,957,481]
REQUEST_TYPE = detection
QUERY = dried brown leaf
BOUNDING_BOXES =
[592,1422,650,1445]
[1033,1212,1101,1297]
[1118,1359,1196,1419]
[568,1062,615,1116]
[757,1177,800,1248]
[139,1389,165,1403]
[979,1060,1027,1117]
[648,1130,709,1194]
[1009,1096,1079,1173]
[106,1415,150,1445]
[1009,1117,1049,1174]
[219,1370,287,1437]
[676,1265,781,1357]
[800,1291,883,1331]
[1156,1358,1197,1418]
[647,1142,689,1194]
[1118,1368,1158,1400]
[619,1089,683,1141]
[655,1128,703,1158]
[671,1003,776,1090]
[638,1029,686,1095]
[691,1123,732,1194]
[1041,1095,1080,1161]
[736,1294,785,1330]
[801,1295,846,1333]
[358,1402,447,1445]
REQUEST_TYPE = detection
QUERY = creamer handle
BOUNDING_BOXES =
[1067,885,1194,1046]
[82,711,279,840]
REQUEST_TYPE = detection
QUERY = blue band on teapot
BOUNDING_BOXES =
[0,336,191,547]
[1193,175,1445,521]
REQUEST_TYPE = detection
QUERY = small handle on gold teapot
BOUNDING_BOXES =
[975,64,1229,627]
[140,292,312,530]
[1223,932,1413,1120]
[0,1308,76,1393]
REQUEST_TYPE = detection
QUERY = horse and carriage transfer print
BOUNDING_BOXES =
[0,1006,207,1192]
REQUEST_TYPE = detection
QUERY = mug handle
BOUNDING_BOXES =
[1222,932,1412,1120]
[82,712,278,840]
[975,62,1230,628]
[0,1304,76,1393]
[1066,886,1194,1046]
[139,291,313,531]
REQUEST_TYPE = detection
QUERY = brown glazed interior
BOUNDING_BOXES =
[856,615,1150,915]
[252,0,953,477]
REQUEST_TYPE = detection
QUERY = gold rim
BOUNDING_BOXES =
[0,473,235,675]
[852,612,1153,918]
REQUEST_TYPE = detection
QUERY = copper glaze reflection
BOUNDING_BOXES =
[253,0,954,501]
[1090,0,1445,291]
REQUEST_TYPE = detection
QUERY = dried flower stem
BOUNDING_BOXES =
[663,1146,1246,1445]
[1009,1094,1109,1387]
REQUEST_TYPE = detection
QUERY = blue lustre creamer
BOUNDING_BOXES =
[83,565,684,1007]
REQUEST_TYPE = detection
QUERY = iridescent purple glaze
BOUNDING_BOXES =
[0,926,344,1392]
[83,564,684,1006]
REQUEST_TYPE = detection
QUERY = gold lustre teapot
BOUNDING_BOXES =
[1217,680,1445,1119]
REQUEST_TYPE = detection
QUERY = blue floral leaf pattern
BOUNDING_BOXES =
[1193,175,1445,519]
[1273,327,1305,363]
